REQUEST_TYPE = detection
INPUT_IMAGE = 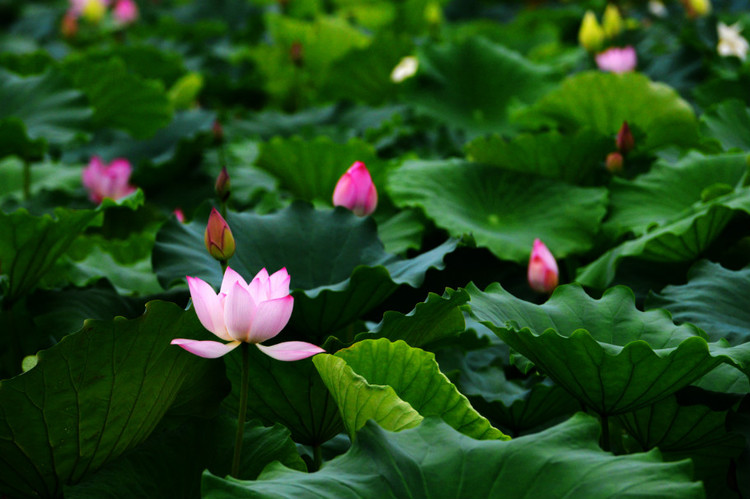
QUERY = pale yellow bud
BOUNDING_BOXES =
[579,11,605,52]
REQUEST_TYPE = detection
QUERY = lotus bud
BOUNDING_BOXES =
[606,151,624,174]
[204,208,235,261]
[61,11,78,38]
[215,166,231,203]
[391,56,418,83]
[528,239,559,294]
[616,121,635,155]
[113,0,138,25]
[290,41,304,67]
[333,161,378,217]
[602,5,623,39]
[212,120,224,143]
[579,11,605,52]
[173,208,186,223]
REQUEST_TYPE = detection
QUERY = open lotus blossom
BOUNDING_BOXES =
[113,0,138,25]
[82,156,136,203]
[717,22,749,61]
[595,46,637,73]
[528,239,559,294]
[333,161,378,216]
[172,267,325,361]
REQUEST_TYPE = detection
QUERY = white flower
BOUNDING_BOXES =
[648,1,667,18]
[390,56,418,83]
[718,22,749,61]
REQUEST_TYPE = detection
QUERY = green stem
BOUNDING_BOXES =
[22,160,31,201]
[312,445,323,472]
[231,343,250,478]
[220,259,228,274]
[600,413,610,452]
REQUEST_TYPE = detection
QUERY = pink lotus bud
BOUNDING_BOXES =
[171,266,325,360]
[113,0,138,25]
[204,208,236,261]
[82,156,136,204]
[173,208,186,223]
[333,161,378,217]
[215,166,231,202]
[212,120,224,143]
[616,121,634,155]
[528,239,559,294]
[595,46,637,73]
[61,11,78,38]
[606,151,624,174]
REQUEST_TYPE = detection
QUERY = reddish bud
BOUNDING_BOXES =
[290,41,304,67]
[333,161,378,217]
[204,208,236,261]
[606,151,624,174]
[173,208,186,223]
[61,11,78,38]
[528,239,559,294]
[212,120,224,143]
[616,121,634,155]
[215,166,231,202]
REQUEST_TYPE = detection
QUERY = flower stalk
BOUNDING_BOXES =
[231,342,251,478]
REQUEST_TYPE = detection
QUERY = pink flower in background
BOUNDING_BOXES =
[528,239,559,294]
[113,0,138,24]
[595,46,637,73]
[333,161,378,216]
[82,156,136,203]
[172,267,325,361]
[173,208,186,223]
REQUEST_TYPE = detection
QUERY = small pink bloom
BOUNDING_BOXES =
[528,239,559,294]
[113,0,138,24]
[595,46,637,73]
[82,156,136,204]
[172,267,325,360]
[333,161,378,217]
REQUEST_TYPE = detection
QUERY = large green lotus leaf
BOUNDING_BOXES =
[152,202,457,337]
[530,71,699,150]
[465,129,613,186]
[468,282,728,415]
[408,37,558,134]
[618,365,748,499]
[0,158,82,202]
[322,33,413,105]
[605,152,747,239]
[0,301,228,499]
[63,57,173,139]
[437,346,580,437]
[576,183,750,288]
[0,193,144,302]
[0,117,45,160]
[356,288,469,348]
[387,159,607,262]
[373,208,425,255]
[700,99,750,151]
[254,136,389,205]
[647,261,750,345]
[202,414,704,499]
[223,346,343,446]
[315,339,506,440]
[0,68,91,145]
[66,109,215,171]
[65,417,304,499]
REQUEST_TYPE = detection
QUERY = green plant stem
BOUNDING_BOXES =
[22,160,31,201]
[231,342,250,478]
[600,413,610,452]
[220,259,228,274]
[312,445,323,472]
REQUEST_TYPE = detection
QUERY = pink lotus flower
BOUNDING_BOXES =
[113,0,138,24]
[528,239,559,294]
[82,156,136,203]
[595,46,637,73]
[172,267,325,361]
[333,161,378,217]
